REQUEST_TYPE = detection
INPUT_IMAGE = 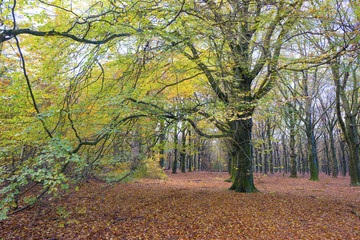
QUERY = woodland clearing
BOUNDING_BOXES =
[1,171,360,239]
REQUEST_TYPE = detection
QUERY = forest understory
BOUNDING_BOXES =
[1,171,359,239]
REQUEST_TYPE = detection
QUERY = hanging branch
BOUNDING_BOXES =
[14,36,53,139]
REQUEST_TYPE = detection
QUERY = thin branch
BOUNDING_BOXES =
[156,72,204,95]
[186,42,229,103]
[68,112,82,143]
[161,0,185,29]
[70,114,146,154]
[11,0,16,29]
[14,36,53,138]
[38,0,79,17]
[11,186,50,215]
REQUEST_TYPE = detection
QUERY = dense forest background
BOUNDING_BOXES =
[1,0,360,220]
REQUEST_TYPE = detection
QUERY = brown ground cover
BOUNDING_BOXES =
[1,171,360,239]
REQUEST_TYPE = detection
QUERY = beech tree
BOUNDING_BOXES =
[160,0,307,192]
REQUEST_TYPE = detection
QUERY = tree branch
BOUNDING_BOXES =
[1,28,134,44]
[186,42,229,103]
[14,36,53,138]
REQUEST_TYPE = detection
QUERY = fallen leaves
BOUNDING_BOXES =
[1,171,359,239]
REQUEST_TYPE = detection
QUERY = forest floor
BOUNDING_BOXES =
[1,171,360,239]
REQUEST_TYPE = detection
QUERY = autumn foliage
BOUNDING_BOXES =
[1,171,359,239]
[1,1,360,238]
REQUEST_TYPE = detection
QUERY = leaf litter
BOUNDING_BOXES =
[1,171,359,239]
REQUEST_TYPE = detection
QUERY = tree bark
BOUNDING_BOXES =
[275,143,281,173]
[282,134,288,175]
[289,129,297,178]
[180,127,186,173]
[198,145,201,171]
[304,73,319,180]
[324,133,331,175]
[254,147,259,173]
[172,124,178,174]
[229,118,257,192]
[287,102,297,178]
[332,62,360,185]
[339,139,347,176]
[159,121,166,169]
[188,130,192,172]
[266,120,274,174]
[329,128,338,177]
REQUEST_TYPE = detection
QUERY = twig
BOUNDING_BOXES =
[351,209,360,218]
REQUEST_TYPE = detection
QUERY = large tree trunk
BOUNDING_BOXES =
[303,73,319,181]
[332,62,360,185]
[339,139,347,176]
[230,146,237,182]
[344,116,360,185]
[348,145,359,185]
[229,118,257,193]
[307,125,319,181]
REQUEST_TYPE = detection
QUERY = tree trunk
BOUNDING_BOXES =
[288,103,297,178]
[159,121,166,169]
[345,115,360,185]
[193,136,197,172]
[332,62,360,185]
[307,125,319,181]
[230,146,237,182]
[254,147,259,173]
[263,141,268,174]
[172,125,178,174]
[266,121,274,174]
[282,134,288,175]
[304,73,319,181]
[329,128,338,177]
[229,118,257,193]
[131,128,141,164]
[289,128,297,178]
[275,143,281,173]
[299,139,305,175]
[259,145,263,174]
[188,130,192,172]
[180,127,186,173]
[339,139,347,176]
[324,134,331,175]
